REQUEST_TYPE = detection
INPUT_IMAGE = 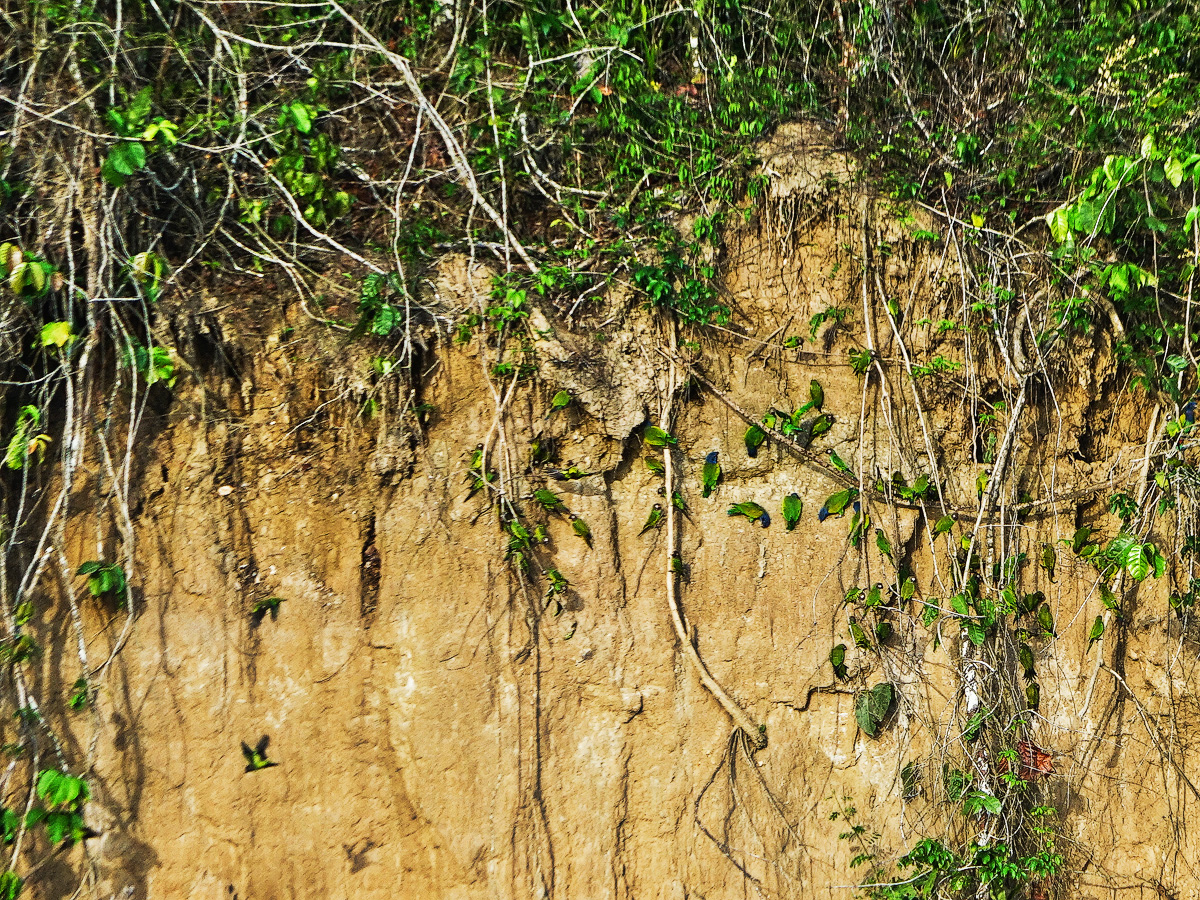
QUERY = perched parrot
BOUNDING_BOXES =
[1019,643,1036,680]
[671,491,690,517]
[976,469,990,500]
[818,488,859,522]
[791,418,815,449]
[1071,526,1092,555]
[728,501,770,527]
[645,456,665,475]
[546,390,572,418]
[809,379,824,412]
[782,493,803,531]
[1040,544,1056,582]
[810,414,834,440]
[1087,615,1105,651]
[744,424,767,458]
[875,529,893,560]
[547,461,590,480]
[644,425,677,448]
[1036,602,1056,636]
[829,643,848,680]
[865,583,883,608]
[932,514,954,537]
[1025,682,1041,710]
[533,488,567,513]
[827,448,851,473]
[570,514,592,546]
[701,451,721,498]
[639,503,665,536]
[849,617,871,649]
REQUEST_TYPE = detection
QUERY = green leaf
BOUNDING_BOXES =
[1166,155,1184,188]
[1122,541,1149,581]
[288,102,314,134]
[1186,206,1199,232]
[1045,205,1070,243]
[855,682,893,736]
[75,561,102,576]
[40,321,72,348]
[965,621,987,646]
[127,86,153,129]
[0,869,21,900]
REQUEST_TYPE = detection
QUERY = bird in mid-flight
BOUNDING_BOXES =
[241,735,278,773]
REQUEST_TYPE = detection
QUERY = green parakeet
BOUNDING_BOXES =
[809,379,824,411]
[744,424,766,458]
[1025,682,1041,710]
[976,469,990,500]
[644,425,677,448]
[1072,526,1092,555]
[1036,602,1055,636]
[645,456,665,475]
[782,493,803,531]
[849,617,871,649]
[1087,615,1105,651]
[570,514,592,546]
[875,528,893,560]
[818,488,858,521]
[701,451,721,498]
[671,491,689,516]
[546,390,572,418]
[533,488,567,513]
[810,413,834,440]
[242,735,278,773]
[932,514,954,537]
[830,643,848,680]
[827,448,851,473]
[639,503,665,536]
[1040,544,1056,582]
[727,501,769,527]
[865,583,883,608]
[1019,643,1036,680]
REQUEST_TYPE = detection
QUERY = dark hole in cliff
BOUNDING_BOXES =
[360,517,380,624]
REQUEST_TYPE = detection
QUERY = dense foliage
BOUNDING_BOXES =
[1,0,1200,896]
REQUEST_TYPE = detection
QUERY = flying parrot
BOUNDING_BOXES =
[241,735,278,773]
